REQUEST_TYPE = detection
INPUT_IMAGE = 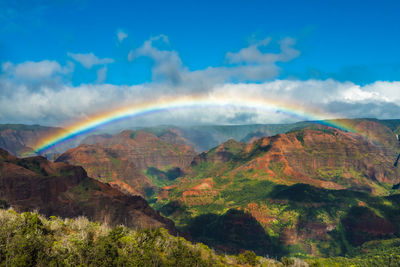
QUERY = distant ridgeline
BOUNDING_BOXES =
[33,95,390,156]
[2,118,399,158]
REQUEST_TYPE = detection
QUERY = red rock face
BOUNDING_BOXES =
[0,125,74,157]
[0,127,51,156]
[56,130,197,196]
[80,133,112,145]
[190,122,400,194]
[0,148,176,233]
[158,128,197,149]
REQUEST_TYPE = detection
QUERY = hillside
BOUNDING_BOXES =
[184,121,400,195]
[155,120,400,257]
[0,124,66,157]
[374,119,400,135]
[0,209,284,266]
[56,130,197,197]
[2,119,400,261]
[0,148,176,233]
[158,180,400,257]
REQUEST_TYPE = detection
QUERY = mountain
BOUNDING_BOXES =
[185,120,400,195]
[159,179,400,257]
[56,130,197,197]
[155,120,400,256]
[2,119,398,157]
[133,123,311,152]
[0,148,176,233]
[0,124,66,157]
[80,133,113,145]
[376,119,400,135]
[3,119,400,259]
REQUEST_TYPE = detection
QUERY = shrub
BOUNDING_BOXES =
[237,250,258,266]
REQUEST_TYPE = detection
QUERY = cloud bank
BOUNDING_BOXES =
[1,35,399,127]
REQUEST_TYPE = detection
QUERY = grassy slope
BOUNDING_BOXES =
[0,209,290,266]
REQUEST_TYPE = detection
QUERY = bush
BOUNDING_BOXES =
[237,250,258,266]
[0,209,251,266]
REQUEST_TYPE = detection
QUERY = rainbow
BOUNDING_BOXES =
[34,95,357,154]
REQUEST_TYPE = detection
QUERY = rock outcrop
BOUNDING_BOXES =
[0,124,78,157]
[0,148,176,233]
[0,125,62,157]
[56,130,197,196]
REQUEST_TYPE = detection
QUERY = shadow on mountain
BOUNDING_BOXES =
[146,166,183,181]
[268,183,331,203]
[268,183,372,203]
[185,209,285,257]
[342,206,397,246]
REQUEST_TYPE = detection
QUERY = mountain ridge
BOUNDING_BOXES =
[0,148,176,233]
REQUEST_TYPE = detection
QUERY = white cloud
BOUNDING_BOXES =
[1,60,70,79]
[96,66,107,83]
[1,77,400,126]
[1,35,400,126]
[226,37,299,64]
[117,29,128,43]
[1,62,13,72]
[67,52,114,69]
[128,35,183,84]
[128,35,300,87]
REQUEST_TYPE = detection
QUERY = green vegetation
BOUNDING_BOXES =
[129,131,137,139]
[148,119,400,259]
[289,124,338,137]
[70,177,102,201]
[1,209,400,266]
[158,178,400,258]
[0,209,295,266]
[109,156,122,168]
[306,238,400,266]
[16,158,48,176]
[146,166,182,186]
[316,167,345,182]
[295,131,305,145]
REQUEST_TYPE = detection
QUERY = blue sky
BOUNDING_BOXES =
[1,0,399,85]
[0,0,400,125]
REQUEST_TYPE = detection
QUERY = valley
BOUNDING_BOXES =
[1,118,400,264]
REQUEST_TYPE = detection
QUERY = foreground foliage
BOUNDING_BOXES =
[306,238,400,266]
[0,209,288,266]
[1,209,400,266]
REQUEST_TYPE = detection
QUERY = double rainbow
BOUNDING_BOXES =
[34,95,356,154]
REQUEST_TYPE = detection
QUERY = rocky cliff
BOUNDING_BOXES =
[56,130,197,196]
[0,148,176,233]
[0,124,81,157]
